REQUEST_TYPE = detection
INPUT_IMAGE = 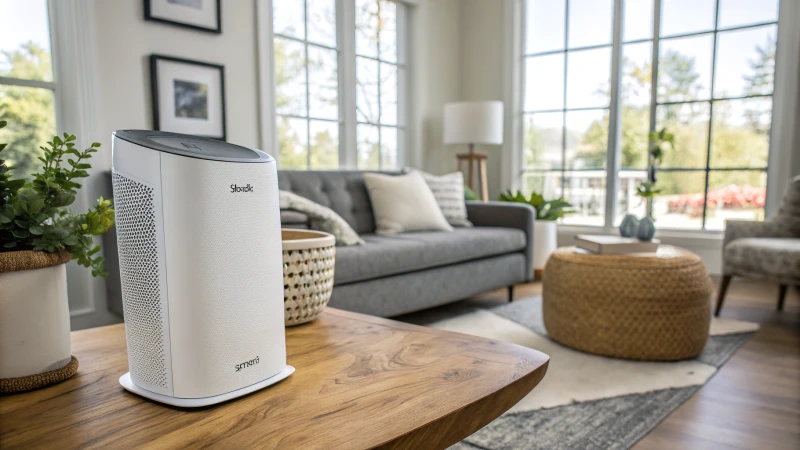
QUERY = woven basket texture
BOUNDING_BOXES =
[0,356,78,394]
[283,245,335,326]
[542,246,713,361]
[0,251,71,273]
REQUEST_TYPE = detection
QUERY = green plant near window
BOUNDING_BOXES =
[0,120,115,277]
[498,190,574,221]
[636,127,675,206]
[464,185,479,201]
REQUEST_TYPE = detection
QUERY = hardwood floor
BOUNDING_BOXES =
[636,277,800,450]
[400,278,799,449]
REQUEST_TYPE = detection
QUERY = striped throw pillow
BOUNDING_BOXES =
[408,169,473,227]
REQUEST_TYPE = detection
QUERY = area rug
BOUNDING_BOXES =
[426,296,758,450]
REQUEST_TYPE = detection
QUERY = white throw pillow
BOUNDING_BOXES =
[279,190,365,246]
[362,171,454,235]
[407,168,473,227]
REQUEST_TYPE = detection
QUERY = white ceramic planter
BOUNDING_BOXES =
[533,220,558,273]
[0,259,72,379]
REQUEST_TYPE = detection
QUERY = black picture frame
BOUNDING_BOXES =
[150,54,227,141]
[144,0,222,34]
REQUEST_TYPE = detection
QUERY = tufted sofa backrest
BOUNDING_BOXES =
[277,170,384,234]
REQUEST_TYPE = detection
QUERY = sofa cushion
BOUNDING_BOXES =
[724,237,800,281]
[278,171,378,234]
[333,227,527,284]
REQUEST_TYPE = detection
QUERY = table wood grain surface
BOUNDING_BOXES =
[0,308,549,449]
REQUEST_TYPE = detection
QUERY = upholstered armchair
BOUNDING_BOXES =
[715,176,800,316]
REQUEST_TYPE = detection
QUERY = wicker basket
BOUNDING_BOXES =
[542,246,713,361]
[282,229,336,326]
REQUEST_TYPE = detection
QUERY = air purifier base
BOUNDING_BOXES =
[119,365,295,407]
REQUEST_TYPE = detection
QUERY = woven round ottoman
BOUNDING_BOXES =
[542,246,713,361]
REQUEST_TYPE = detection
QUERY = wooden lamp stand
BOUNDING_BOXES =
[457,143,489,201]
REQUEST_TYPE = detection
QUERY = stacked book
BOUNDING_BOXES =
[575,235,660,254]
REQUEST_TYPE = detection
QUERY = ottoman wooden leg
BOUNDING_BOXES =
[508,285,514,303]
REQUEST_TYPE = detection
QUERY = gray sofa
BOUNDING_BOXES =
[104,171,536,318]
[277,171,536,317]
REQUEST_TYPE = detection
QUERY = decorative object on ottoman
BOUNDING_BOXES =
[283,229,336,326]
[444,101,504,201]
[636,216,657,241]
[499,190,574,278]
[575,235,659,254]
[619,214,639,237]
[627,127,674,238]
[542,246,713,361]
[0,121,114,391]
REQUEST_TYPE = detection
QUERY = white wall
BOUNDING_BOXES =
[407,0,463,172]
[91,0,262,159]
[455,0,506,198]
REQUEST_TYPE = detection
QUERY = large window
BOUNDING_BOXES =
[0,0,56,180]
[272,0,406,170]
[522,0,779,230]
[355,0,405,170]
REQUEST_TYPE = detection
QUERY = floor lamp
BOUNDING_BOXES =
[443,101,504,201]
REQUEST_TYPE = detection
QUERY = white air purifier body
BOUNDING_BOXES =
[111,130,293,407]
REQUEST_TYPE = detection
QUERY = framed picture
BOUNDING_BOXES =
[144,0,221,34]
[150,54,227,140]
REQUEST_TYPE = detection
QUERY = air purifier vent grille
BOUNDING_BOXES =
[112,173,169,389]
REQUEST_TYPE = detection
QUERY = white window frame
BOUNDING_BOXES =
[504,0,800,237]
[2,1,112,328]
[258,0,409,170]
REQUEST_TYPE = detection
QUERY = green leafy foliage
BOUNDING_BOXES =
[647,127,675,168]
[464,185,479,201]
[0,121,115,277]
[636,181,661,199]
[635,127,674,203]
[498,190,575,221]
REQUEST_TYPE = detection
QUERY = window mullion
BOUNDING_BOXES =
[702,0,722,229]
[647,0,662,217]
[303,0,312,169]
[605,0,625,230]
[339,0,357,169]
[561,0,569,198]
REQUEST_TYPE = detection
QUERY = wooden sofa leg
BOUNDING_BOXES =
[778,284,788,311]
[714,275,732,317]
[508,285,514,303]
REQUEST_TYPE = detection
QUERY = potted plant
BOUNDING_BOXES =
[621,127,674,241]
[498,190,573,278]
[0,120,114,393]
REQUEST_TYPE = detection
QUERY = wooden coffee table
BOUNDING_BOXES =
[0,308,549,449]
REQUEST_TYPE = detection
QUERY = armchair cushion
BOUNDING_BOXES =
[723,237,800,282]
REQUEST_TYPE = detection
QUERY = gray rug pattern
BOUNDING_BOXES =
[429,297,757,450]
[451,387,700,450]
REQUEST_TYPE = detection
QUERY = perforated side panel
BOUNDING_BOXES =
[112,173,169,390]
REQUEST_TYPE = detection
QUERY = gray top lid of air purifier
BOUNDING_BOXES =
[113,130,273,163]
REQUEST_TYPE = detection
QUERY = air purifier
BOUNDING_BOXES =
[111,130,293,407]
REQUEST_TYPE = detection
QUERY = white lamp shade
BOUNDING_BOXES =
[443,101,504,145]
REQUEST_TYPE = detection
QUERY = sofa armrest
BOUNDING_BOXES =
[466,201,536,280]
